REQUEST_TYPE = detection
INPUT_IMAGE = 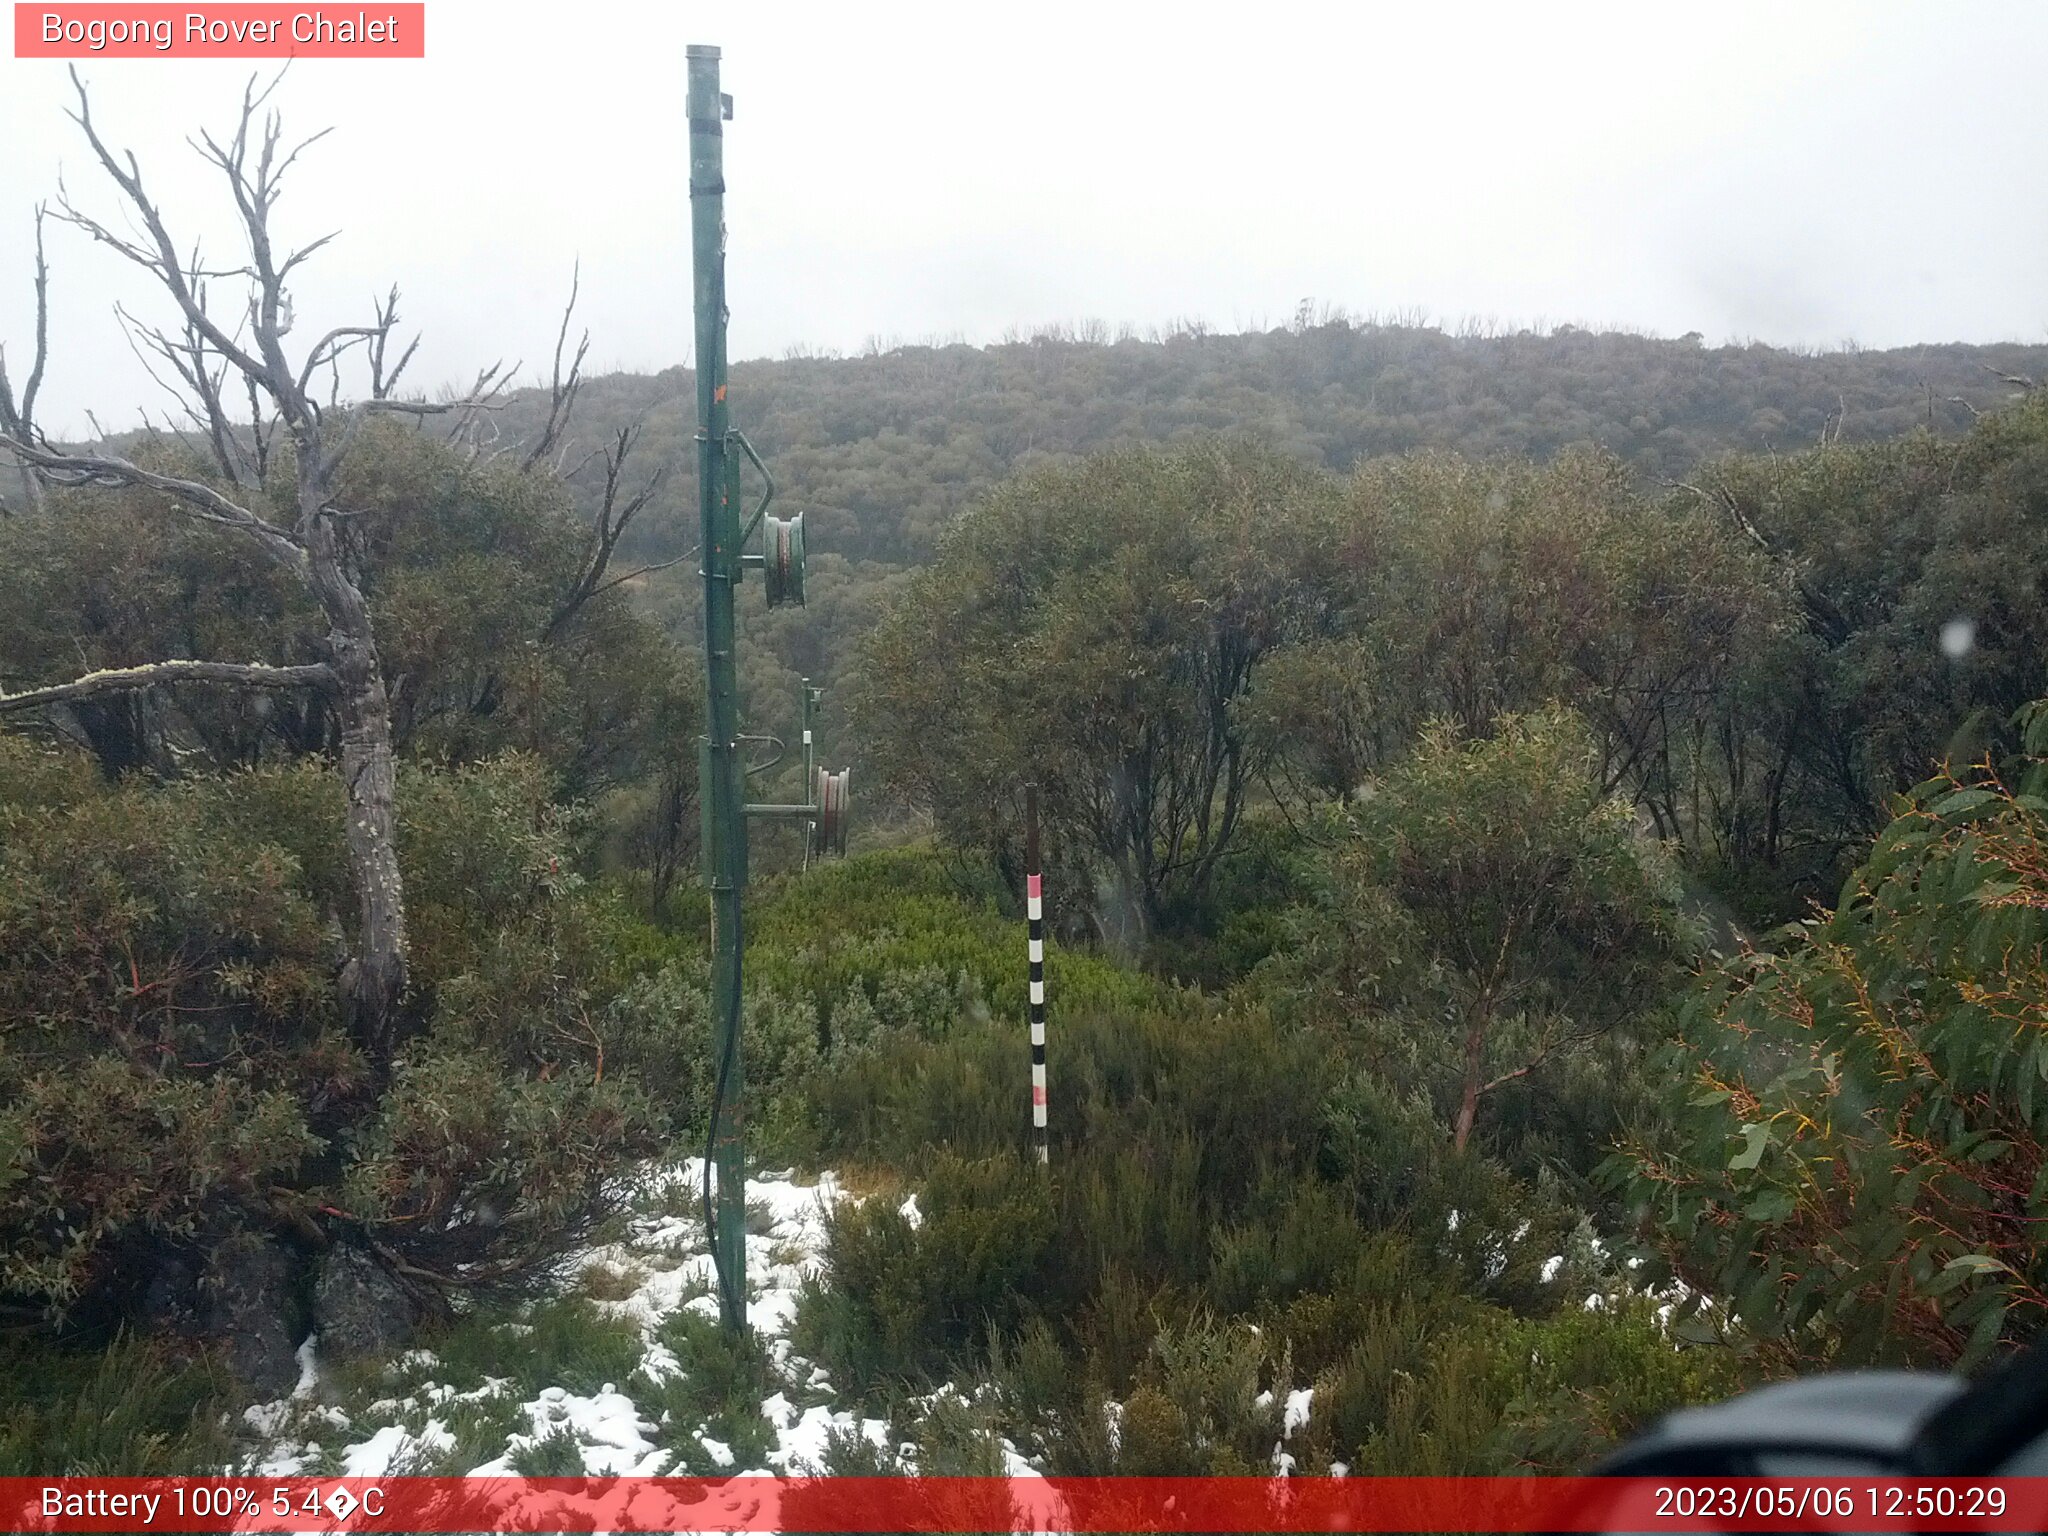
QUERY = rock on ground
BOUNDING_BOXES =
[195,1237,304,1399]
[313,1244,422,1362]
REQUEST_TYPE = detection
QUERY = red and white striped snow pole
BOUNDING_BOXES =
[1026,784,1048,1165]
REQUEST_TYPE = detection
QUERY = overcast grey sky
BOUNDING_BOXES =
[4,0,2045,433]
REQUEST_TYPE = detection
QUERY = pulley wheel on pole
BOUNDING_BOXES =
[764,513,806,608]
[813,766,850,858]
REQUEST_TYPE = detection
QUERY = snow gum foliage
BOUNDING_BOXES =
[1625,700,2048,1369]
[1261,707,1689,1168]
[855,437,1349,935]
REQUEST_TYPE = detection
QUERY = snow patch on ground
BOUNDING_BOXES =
[233,1160,1013,1485]
[750,1390,890,1477]
[343,1420,455,1476]
[470,1384,668,1477]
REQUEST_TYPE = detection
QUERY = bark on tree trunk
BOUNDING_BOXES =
[336,658,405,1067]
[309,520,407,1070]
[1453,1009,1487,1154]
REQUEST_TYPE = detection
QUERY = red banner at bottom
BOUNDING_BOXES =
[3,1475,2045,1532]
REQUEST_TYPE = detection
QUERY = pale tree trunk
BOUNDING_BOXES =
[336,666,405,1058]
[308,517,407,1062]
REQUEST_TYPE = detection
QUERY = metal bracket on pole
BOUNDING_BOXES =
[747,679,850,862]
[732,430,776,549]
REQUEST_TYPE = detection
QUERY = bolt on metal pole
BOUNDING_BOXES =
[688,42,747,1335]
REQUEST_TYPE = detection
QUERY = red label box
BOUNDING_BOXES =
[14,4,425,57]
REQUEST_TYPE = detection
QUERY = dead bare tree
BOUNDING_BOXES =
[505,264,693,640]
[0,70,504,1072]
[0,206,49,510]
[542,424,684,640]
[522,260,589,475]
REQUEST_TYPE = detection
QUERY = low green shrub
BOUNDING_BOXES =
[509,1426,586,1476]
[641,1310,776,1472]
[1338,1300,1743,1475]
[0,1335,232,1475]
[786,899,1730,1480]
[0,741,680,1339]
[793,1154,1054,1402]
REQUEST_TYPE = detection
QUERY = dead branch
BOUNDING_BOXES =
[328,362,512,482]
[523,262,588,474]
[54,68,278,402]
[0,206,50,509]
[1982,364,2041,392]
[1670,478,1768,555]
[440,360,514,450]
[296,323,385,398]
[365,286,418,400]
[114,302,255,486]
[0,207,49,440]
[543,424,671,639]
[0,432,306,565]
[351,360,511,423]
[578,551,693,605]
[245,370,274,479]
[0,658,334,716]
[1669,475,1851,646]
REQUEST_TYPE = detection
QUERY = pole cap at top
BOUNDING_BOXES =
[687,43,720,58]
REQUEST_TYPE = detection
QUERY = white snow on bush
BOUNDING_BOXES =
[1282,1387,1313,1437]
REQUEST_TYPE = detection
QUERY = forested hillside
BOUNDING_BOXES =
[494,325,2048,775]
[507,322,2048,568]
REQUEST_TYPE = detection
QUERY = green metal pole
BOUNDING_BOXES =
[688,42,747,1335]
